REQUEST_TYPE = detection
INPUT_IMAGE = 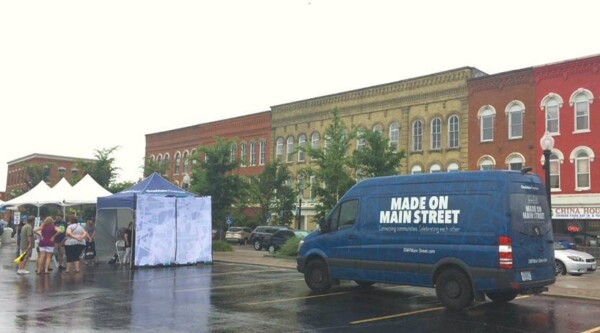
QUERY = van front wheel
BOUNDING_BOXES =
[435,268,473,311]
[304,260,331,292]
[486,290,518,303]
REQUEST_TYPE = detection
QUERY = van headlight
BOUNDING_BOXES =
[298,239,304,252]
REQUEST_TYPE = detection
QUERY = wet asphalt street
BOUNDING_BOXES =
[2,242,600,332]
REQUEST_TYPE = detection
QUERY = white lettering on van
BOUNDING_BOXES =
[522,205,545,220]
[380,195,461,225]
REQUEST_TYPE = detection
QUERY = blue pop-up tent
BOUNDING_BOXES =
[95,173,200,263]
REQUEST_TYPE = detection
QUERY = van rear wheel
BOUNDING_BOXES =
[304,260,331,292]
[435,268,473,311]
[486,290,518,303]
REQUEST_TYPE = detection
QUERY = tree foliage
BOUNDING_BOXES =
[189,138,244,236]
[74,146,120,189]
[143,156,169,179]
[250,161,296,227]
[301,108,356,220]
[21,163,54,189]
[351,129,405,178]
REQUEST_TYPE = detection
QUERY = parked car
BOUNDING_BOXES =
[267,229,309,254]
[250,226,289,251]
[225,227,253,245]
[554,243,597,276]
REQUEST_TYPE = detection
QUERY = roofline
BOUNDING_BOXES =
[145,110,271,136]
[7,153,96,166]
[534,52,600,69]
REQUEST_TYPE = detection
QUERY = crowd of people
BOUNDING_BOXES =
[13,214,100,275]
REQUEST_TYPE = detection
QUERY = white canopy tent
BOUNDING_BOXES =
[63,174,112,206]
[2,181,53,214]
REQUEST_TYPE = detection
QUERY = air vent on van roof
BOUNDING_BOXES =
[521,167,533,175]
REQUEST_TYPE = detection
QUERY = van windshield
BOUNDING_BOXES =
[510,193,552,237]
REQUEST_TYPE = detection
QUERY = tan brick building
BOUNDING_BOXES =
[145,111,272,187]
[271,67,486,229]
[5,153,96,199]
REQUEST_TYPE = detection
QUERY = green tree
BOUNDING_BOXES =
[108,181,136,193]
[351,129,406,178]
[301,108,356,220]
[189,137,244,239]
[22,163,54,189]
[74,146,119,189]
[251,161,296,227]
[142,156,168,178]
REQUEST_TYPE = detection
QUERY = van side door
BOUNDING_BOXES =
[323,199,361,280]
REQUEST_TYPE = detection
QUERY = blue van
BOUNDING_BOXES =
[297,170,556,310]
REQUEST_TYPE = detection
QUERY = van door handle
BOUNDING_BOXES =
[348,234,357,240]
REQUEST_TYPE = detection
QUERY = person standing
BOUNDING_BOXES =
[64,216,90,273]
[124,222,133,265]
[83,219,97,265]
[53,215,67,271]
[17,216,35,274]
[34,217,60,274]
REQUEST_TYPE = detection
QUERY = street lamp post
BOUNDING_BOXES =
[297,182,304,230]
[540,131,555,230]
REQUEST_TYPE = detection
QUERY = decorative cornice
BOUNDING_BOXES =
[8,153,96,166]
[535,56,600,82]
[469,68,534,93]
[272,67,480,114]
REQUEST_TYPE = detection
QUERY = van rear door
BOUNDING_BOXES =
[509,182,555,281]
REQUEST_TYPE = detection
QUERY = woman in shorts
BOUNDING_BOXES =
[64,216,90,273]
[35,217,60,274]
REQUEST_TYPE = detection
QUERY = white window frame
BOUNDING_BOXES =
[570,146,594,191]
[569,88,593,133]
[174,152,181,175]
[448,115,459,148]
[540,93,563,135]
[478,155,495,170]
[430,117,441,150]
[240,143,247,167]
[259,140,266,165]
[505,153,524,171]
[276,138,284,162]
[478,105,495,142]
[286,136,294,163]
[429,163,442,173]
[230,143,237,163]
[356,128,366,151]
[389,122,399,152]
[412,120,423,152]
[506,101,524,139]
[447,163,459,172]
[411,165,423,174]
[249,141,256,166]
[298,134,306,162]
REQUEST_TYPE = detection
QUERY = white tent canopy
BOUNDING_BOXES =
[2,180,52,207]
[63,174,112,205]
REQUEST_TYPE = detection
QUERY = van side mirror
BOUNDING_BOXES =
[319,218,330,233]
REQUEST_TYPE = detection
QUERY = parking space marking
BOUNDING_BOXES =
[244,285,411,305]
[174,278,305,293]
[350,306,445,325]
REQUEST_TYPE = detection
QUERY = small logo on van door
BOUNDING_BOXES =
[533,226,541,237]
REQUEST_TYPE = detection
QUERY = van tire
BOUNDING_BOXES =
[435,268,473,311]
[354,280,375,288]
[305,260,331,292]
[486,290,518,303]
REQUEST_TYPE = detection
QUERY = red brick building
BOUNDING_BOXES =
[534,54,600,242]
[468,67,537,172]
[145,111,272,187]
[5,153,96,199]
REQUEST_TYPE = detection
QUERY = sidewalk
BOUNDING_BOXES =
[213,247,600,301]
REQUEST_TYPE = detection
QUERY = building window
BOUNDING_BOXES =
[447,163,459,172]
[356,128,366,151]
[191,149,198,167]
[259,140,266,165]
[478,106,495,142]
[479,156,495,170]
[411,165,423,174]
[309,176,316,200]
[431,117,441,150]
[448,115,459,148]
[249,142,256,166]
[506,154,524,171]
[276,138,284,162]
[183,151,189,173]
[163,154,170,174]
[373,124,383,134]
[570,89,593,132]
[71,168,78,178]
[58,167,66,178]
[430,164,442,173]
[240,143,247,167]
[157,154,163,168]
[298,134,306,162]
[174,152,181,175]
[541,93,563,134]
[286,137,294,163]
[412,120,423,152]
[389,122,399,152]
[230,144,237,163]
[550,152,560,190]
[506,101,524,139]
[575,151,590,190]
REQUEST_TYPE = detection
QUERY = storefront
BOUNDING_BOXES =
[552,194,600,246]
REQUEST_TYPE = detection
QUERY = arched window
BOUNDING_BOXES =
[570,89,593,132]
[506,153,524,171]
[478,156,495,170]
[191,149,198,167]
[411,165,423,174]
[286,136,294,163]
[356,128,366,151]
[447,163,459,172]
[230,143,237,163]
[164,153,170,174]
[412,120,423,152]
[174,152,181,175]
[506,101,524,139]
[541,93,563,134]
[157,154,163,168]
[448,115,459,148]
[298,134,306,162]
[389,122,399,152]
[240,143,247,167]
[183,151,189,173]
[550,152,560,190]
[249,141,257,166]
[259,140,266,165]
[276,138,284,161]
[429,163,442,173]
[431,117,441,150]
[478,106,495,142]
[58,167,66,178]
[574,150,591,190]
[373,124,383,133]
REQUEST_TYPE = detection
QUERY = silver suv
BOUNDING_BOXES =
[225,227,253,245]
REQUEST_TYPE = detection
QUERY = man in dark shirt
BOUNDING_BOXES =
[53,215,67,271]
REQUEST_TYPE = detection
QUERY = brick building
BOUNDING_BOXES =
[145,111,272,187]
[5,153,96,199]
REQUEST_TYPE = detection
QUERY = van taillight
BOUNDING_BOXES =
[498,236,513,269]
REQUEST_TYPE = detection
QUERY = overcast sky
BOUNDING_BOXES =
[1,0,599,192]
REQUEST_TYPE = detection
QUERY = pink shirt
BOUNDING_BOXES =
[38,224,56,247]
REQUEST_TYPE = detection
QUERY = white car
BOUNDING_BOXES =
[554,243,597,276]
